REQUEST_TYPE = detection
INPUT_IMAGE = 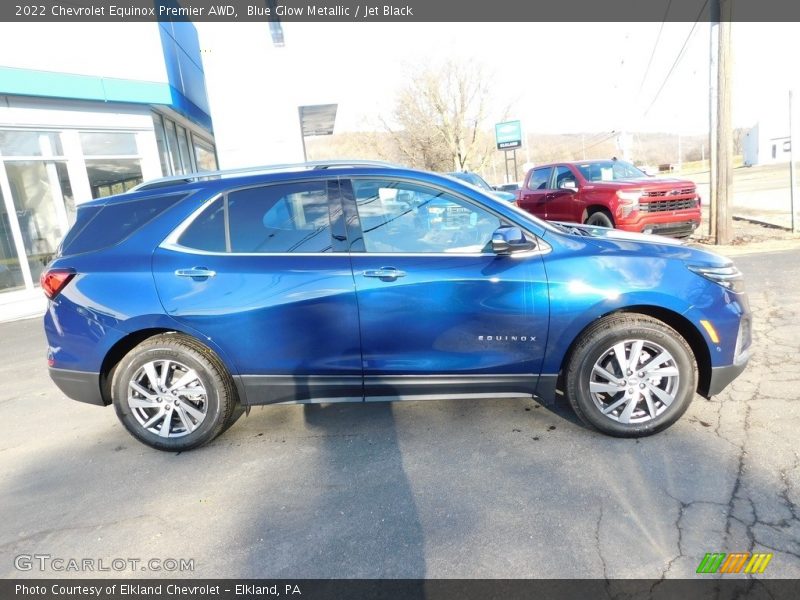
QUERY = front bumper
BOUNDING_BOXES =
[49,368,106,406]
[642,220,699,237]
[706,349,751,397]
[619,210,701,238]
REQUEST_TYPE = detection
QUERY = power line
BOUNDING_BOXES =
[638,0,674,95]
[569,131,615,157]
[642,0,710,118]
[582,132,619,154]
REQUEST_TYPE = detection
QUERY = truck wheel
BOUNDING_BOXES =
[585,210,614,228]
[111,333,239,451]
[563,314,697,437]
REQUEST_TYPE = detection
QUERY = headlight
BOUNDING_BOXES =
[616,190,641,216]
[616,190,641,202]
[688,264,746,293]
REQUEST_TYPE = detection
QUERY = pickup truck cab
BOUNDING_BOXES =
[516,159,701,238]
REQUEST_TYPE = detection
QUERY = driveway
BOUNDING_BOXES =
[0,250,798,580]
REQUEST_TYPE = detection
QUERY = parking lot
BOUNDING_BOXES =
[1,249,798,580]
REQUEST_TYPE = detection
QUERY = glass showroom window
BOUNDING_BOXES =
[152,113,210,176]
[0,130,74,292]
[176,124,194,173]
[80,131,143,199]
[152,113,172,176]
[0,187,25,292]
[192,135,218,172]
[4,161,72,283]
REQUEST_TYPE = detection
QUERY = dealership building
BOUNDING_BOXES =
[0,22,218,321]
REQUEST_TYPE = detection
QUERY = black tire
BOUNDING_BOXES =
[585,210,614,228]
[111,333,239,451]
[563,314,697,437]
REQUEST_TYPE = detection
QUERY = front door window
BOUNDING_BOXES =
[352,179,501,254]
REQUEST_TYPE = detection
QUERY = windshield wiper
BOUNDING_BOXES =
[552,222,589,236]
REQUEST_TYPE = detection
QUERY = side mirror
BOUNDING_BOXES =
[494,191,518,202]
[492,226,535,255]
[559,180,577,191]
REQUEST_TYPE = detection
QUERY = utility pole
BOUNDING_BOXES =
[678,133,683,172]
[791,90,797,233]
[714,0,733,245]
[708,4,719,238]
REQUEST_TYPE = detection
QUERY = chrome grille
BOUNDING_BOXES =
[640,198,697,212]
[642,187,695,198]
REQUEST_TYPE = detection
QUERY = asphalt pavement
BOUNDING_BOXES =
[0,249,798,581]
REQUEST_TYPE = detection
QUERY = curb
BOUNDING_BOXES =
[690,238,800,257]
[732,214,791,231]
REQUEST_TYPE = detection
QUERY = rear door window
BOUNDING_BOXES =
[527,167,553,190]
[228,181,332,253]
[177,198,226,252]
[175,180,335,254]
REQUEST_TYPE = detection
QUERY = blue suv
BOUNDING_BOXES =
[42,161,751,451]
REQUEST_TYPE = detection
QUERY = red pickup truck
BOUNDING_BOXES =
[515,159,701,238]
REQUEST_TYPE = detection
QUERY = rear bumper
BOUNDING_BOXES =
[49,368,106,406]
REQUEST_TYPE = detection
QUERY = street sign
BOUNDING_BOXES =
[495,120,523,150]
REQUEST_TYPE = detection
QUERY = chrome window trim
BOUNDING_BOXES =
[161,192,223,249]
[160,179,552,258]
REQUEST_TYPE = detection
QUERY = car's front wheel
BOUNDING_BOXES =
[584,210,614,228]
[111,333,240,451]
[563,314,697,437]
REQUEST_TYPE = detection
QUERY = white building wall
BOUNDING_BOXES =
[198,24,340,168]
[743,124,759,166]
[198,24,304,168]
[0,23,167,84]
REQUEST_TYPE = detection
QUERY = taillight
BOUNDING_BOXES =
[40,269,75,299]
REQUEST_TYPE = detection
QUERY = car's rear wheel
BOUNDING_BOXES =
[111,333,240,451]
[563,314,697,437]
[584,209,614,228]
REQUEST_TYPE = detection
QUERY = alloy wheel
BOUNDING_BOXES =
[127,359,208,438]
[588,339,680,424]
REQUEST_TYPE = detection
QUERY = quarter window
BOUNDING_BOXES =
[353,179,502,254]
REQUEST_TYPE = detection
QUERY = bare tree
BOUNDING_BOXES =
[382,60,498,172]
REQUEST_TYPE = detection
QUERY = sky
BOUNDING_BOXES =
[213,21,800,137]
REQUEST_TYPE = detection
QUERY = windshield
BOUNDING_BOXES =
[575,160,647,182]
[448,172,493,191]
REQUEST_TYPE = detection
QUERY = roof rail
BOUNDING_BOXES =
[131,159,401,192]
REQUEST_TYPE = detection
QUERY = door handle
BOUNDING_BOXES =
[363,267,406,280]
[175,267,216,279]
